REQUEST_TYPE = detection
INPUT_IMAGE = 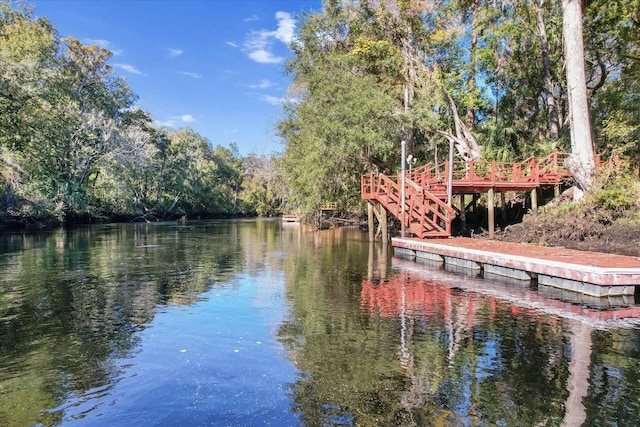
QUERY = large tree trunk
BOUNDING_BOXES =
[439,87,481,161]
[465,3,478,130]
[562,0,596,199]
[401,22,418,157]
[535,0,560,140]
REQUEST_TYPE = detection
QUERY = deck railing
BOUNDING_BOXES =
[407,154,572,188]
[361,172,453,238]
[362,154,574,238]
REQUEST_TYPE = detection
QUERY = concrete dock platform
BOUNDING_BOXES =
[393,237,640,297]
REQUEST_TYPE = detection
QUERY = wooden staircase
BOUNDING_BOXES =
[361,172,453,238]
[361,153,578,239]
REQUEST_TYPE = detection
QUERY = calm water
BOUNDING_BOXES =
[1,219,640,426]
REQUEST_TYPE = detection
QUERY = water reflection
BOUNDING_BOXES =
[2,222,640,426]
[279,232,640,426]
[0,220,295,426]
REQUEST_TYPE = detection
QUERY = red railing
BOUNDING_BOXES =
[408,153,572,188]
[362,154,574,239]
[362,173,453,238]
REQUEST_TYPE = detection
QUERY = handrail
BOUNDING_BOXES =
[362,173,453,238]
[407,154,573,188]
[362,154,576,239]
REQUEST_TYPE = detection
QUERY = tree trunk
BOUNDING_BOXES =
[465,3,478,130]
[535,0,560,140]
[402,23,417,156]
[562,0,596,199]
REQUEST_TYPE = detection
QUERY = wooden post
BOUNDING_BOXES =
[531,188,538,217]
[554,184,561,199]
[501,192,507,224]
[459,193,466,230]
[401,140,406,238]
[373,203,388,244]
[379,205,388,243]
[367,202,375,242]
[488,188,495,238]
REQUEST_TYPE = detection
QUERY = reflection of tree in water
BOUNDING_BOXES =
[277,232,619,426]
[278,230,407,426]
[0,221,247,426]
[363,277,598,426]
[583,327,640,426]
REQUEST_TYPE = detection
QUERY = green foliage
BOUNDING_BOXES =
[590,161,639,212]
[237,154,284,217]
[281,7,406,215]
[2,0,640,225]
[0,1,252,225]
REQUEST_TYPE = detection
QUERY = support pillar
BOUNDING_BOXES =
[488,188,495,239]
[531,188,538,217]
[554,184,561,199]
[459,193,466,230]
[501,192,507,224]
[367,202,375,242]
[373,203,388,244]
[380,206,388,244]
[401,140,406,238]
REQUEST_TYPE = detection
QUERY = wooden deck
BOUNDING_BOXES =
[281,214,301,223]
[362,153,573,239]
[392,237,640,297]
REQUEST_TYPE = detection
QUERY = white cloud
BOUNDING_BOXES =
[85,38,111,48]
[249,79,275,89]
[243,11,295,64]
[85,38,122,55]
[244,14,259,23]
[180,71,203,78]
[273,11,295,44]
[114,63,143,75]
[154,114,196,128]
[226,41,239,48]
[169,48,183,57]
[261,95,285,106]
[249,49,282,64]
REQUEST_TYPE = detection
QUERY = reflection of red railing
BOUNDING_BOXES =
[361,154,575,238]
[361,277,456,318]
[361,270,640,323]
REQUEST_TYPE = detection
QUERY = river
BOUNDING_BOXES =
[1,219,639,426]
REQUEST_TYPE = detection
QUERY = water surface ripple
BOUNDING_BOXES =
[0,220,639,426]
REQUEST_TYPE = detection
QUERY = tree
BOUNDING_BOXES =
[585,0,640,168]
[238,153,285,216]
[280,2,403,215]
[533,0,561,140]
[562,0,596,198]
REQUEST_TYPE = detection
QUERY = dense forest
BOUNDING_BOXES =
[279,0,638,212]
[0,1,286,227]
[1,0,639,236]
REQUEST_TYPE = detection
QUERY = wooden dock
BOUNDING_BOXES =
[282,214,301,223]
[362,154,572,240]
[392,237,640,297]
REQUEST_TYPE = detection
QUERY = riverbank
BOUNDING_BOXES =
[0,211,247,231]
[490,205,640,257]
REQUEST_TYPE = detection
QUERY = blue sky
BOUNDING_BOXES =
[32,0,322,156]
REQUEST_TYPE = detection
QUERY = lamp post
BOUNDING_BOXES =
[407,154,417,173]
[447,137,454,206]
[401,140,406,238]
